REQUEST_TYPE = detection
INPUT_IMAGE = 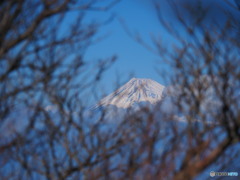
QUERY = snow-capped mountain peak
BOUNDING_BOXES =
[96,78,165,108]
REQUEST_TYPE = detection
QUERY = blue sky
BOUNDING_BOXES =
[85,0,169,94]
[83,0,238,96]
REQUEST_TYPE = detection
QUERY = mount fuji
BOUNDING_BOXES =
[95,78,165,109]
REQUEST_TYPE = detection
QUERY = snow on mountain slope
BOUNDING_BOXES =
[96,78,165,108]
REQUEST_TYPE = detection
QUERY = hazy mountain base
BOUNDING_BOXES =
[1,97,239,179]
